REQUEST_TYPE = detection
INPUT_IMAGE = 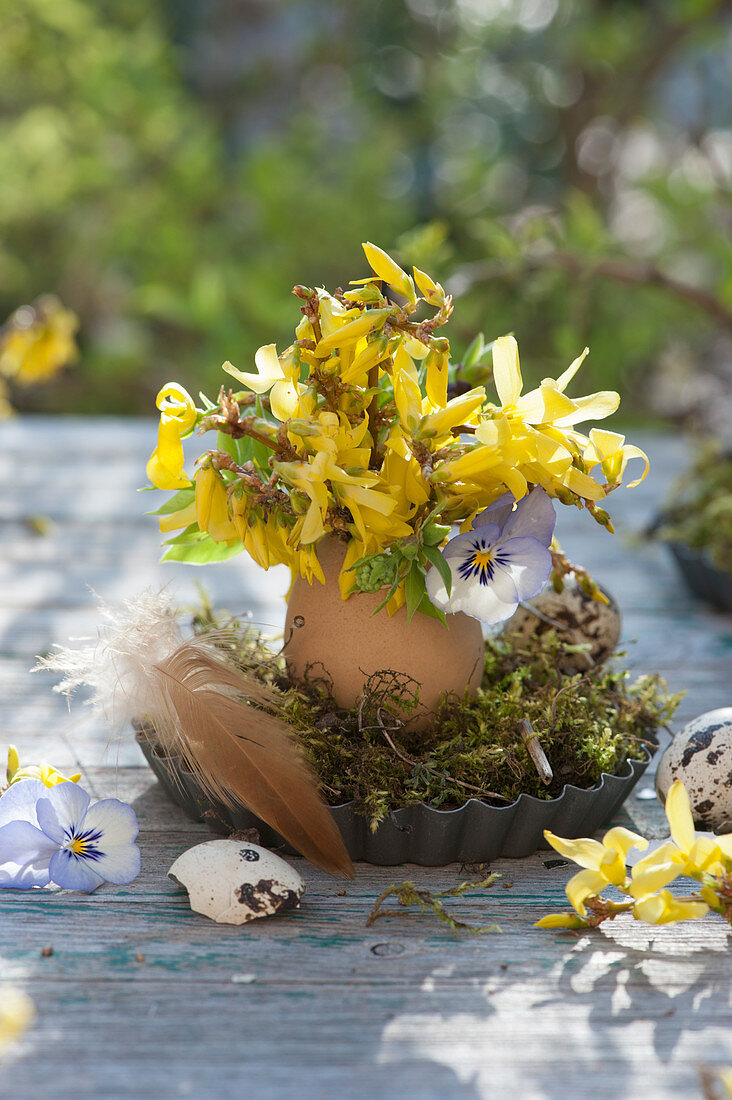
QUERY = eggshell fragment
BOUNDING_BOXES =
[168,840,305,925]
[655,708,732,829]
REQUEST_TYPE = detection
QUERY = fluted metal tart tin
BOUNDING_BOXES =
[667,542,732,613]
[136,727,651,865]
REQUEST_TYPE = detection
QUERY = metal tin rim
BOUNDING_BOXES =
[135,725,652,865]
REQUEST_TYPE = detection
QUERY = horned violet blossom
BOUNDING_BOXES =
[0,779,140,892]
[145,243,648,618]
[425,488,555,623]
[537,780,732,929]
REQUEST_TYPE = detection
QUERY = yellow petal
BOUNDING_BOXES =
[713,833,732,861]
[420,387,486,438]
[159,500,197,533]
[666,780,696,851]
[633,890,708,925]
[475,417,511,449]
[338,538,367,599]
[602,826,648,860]
[588,427,625,458]
[362,242,415,299]
[493,463,528,501]
[628,842,683,899]
[543,831,605,870]
[223,344,284,393]
[340,336,389,384]
[404,336,429,360]
[684,836,723,875]
[146,425,189,490]
[554,391,620,426]
[393,362,424,429]
[270,379,302,422]
[535,912,587,929]
[412,265,444,305]
[434,447,502,483]
[562,466,605,500]
[598,847,627,886]
[513,385,577,425]
[146,384,197,490]
[622,444,650,488]
[6,746,19,783]
[551,347,590,393]
[425,347,449,408]
[314,309,391,357]
[195,468,237,542]
[492,335,522,407]
[566,868,608,915]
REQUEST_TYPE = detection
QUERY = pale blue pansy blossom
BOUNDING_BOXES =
[426,487,556,624]
[0,779,140,892]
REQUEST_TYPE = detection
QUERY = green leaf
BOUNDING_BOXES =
[234,433,256,466]
[416,594,446,624]
[422,522,451,546]
[148,487,195,516]
[217,430,238,462]
[161,524,244,564]
[462,333,485,371]
[373,574,402,615]
[422,545,452,597]
[198,391,217,411]
[405,561,426,624]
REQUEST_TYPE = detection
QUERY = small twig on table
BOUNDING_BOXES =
[366,875,501,933]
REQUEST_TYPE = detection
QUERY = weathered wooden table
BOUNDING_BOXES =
[1,419,731,1099]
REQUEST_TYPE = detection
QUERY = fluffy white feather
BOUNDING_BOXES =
[35,589,186,726]
[34,589,353,877]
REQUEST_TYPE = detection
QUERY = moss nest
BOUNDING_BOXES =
[193,606,681,832]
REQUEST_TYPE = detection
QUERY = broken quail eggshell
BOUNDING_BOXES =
[501,575,621,672]
[168,840,305,925]
[655,708,732,829]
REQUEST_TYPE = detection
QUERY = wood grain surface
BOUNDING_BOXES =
[1,419,731,1099]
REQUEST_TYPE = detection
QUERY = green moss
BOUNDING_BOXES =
[657,443,732,571]
[193,607,681,832]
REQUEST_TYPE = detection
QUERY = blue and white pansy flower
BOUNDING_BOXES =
[426,487,556,624]
[0,779,140,892]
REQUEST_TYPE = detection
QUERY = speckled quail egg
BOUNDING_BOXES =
[655,708,732,829]
[501,575,621,671]
[168,840,305,925]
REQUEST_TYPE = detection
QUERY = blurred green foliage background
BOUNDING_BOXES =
[2,0,731,422]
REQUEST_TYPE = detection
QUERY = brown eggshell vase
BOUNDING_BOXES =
[283,536,485,728]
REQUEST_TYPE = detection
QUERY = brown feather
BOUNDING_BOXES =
[149,638,353,878]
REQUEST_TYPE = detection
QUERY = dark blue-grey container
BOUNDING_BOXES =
[136,727,651,865]
[667,543,732,613]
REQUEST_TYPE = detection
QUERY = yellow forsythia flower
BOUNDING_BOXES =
[0,987,34,1054]
[146,384,197,490]
[6,745,81,788]
[148,243,649,608]
[0,297,78,385]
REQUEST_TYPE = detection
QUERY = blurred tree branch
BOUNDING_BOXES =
[449,252,732,333]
